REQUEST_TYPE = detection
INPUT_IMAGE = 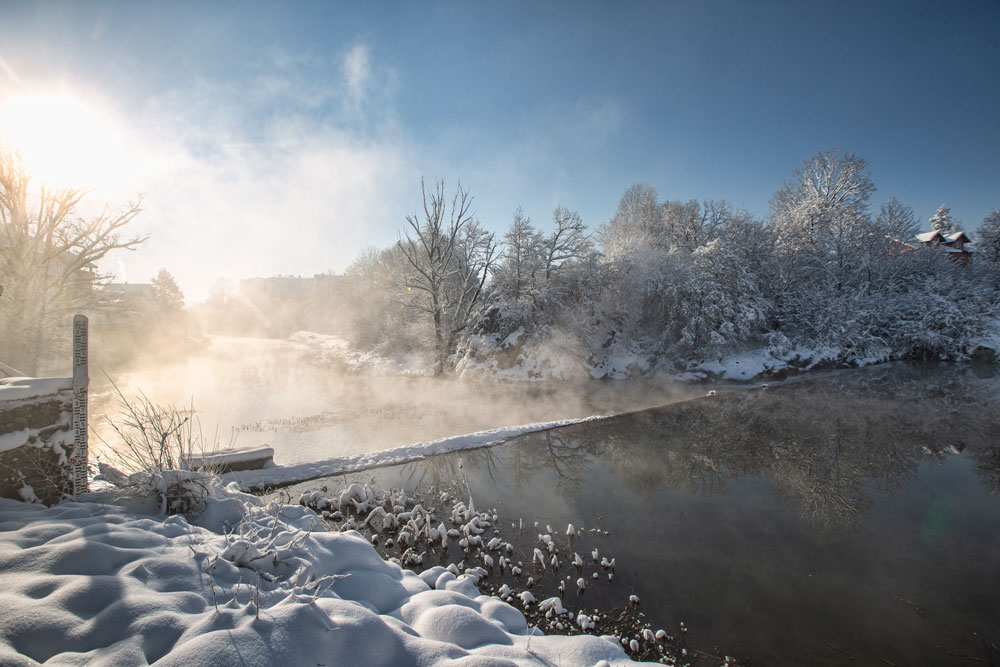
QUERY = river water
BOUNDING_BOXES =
[94,338,1000,665]
[292,363,1000,666]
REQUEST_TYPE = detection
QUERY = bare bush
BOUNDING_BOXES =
[94,378,232,515]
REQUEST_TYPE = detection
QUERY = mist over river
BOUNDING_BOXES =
[89,336,708,465]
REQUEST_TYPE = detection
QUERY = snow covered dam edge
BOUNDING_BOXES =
[223,416,608,491]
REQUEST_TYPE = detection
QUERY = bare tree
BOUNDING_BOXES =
[542,206,591,279]
[398,179,497,376]
[0,146,145,374]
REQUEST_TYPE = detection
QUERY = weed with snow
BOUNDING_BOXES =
[94,378,232,516]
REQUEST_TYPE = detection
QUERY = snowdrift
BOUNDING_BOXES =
[0,495,634,666]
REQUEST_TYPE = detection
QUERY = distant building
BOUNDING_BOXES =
[915,230,975,263]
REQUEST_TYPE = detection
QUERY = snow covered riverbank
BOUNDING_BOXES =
[291,329,967,384]
[0,486,637,665]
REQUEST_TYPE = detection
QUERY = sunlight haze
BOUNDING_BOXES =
[2,3,1000,665]
[0,0,997,300]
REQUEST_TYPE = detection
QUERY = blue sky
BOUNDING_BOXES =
[0,0,997,299]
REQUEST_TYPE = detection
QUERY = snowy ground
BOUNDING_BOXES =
[682,345,834,382]
[0,484,637,666]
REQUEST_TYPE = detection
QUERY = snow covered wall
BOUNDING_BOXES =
[0,377,75,505]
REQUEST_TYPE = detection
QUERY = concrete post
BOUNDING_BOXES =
[71,314,89,495]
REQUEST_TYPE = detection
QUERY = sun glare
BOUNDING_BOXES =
[0,91,136,192]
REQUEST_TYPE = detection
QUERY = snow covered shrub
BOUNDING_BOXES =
[774,284,893,365]
[677,240,768,358]
[96,380,230,515]
[456,321,589,381]
[771,246,999,364]
[584,241,769,374]
[880,253,998,360]
[215,502,329,589]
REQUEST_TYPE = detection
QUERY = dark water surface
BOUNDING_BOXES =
[302,364,1000,665]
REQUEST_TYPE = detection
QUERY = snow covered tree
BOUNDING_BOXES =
[767,150,881,343]
[928,204,955,233]
[853,197,920,286]
[717,206,772,277]
[0,145,145,374]
[770,149,876,287]
[876,197,919,242]
[151,269,184,312]
[660,199,704,251]
[398,179,497,376]
[977,209,1000,263]
[492,207,543,303]
[598,183,661,261]
[686,241,768,353]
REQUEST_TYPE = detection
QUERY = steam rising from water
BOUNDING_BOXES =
[90,336,705,466]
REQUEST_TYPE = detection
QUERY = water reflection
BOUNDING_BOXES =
[411,365,1000,537]
[390,367,1000,664]
[308,364,1000,666]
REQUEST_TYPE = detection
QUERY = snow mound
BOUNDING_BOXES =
[0,496,633,665]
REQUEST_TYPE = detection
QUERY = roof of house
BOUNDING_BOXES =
[916,230,943,243]
[945,231,972,244]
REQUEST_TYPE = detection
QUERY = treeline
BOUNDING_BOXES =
[5,143,998,379]
[335,150,1000,379]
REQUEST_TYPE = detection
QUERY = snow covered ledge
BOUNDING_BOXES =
[0,377,75,505]
[182,446,275,473]
[222,417,603,491]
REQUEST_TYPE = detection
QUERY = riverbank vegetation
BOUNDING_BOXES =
[333,150,999,379]
[3,144,998,380]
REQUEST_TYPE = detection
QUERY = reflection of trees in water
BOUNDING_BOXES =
[392,432,597,500]
[766,435,876,534]
[398,446,501,491]
[969,445,1000,495]
[389,365,999,534]
[544,369,999,534]
[500,431,597,495]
